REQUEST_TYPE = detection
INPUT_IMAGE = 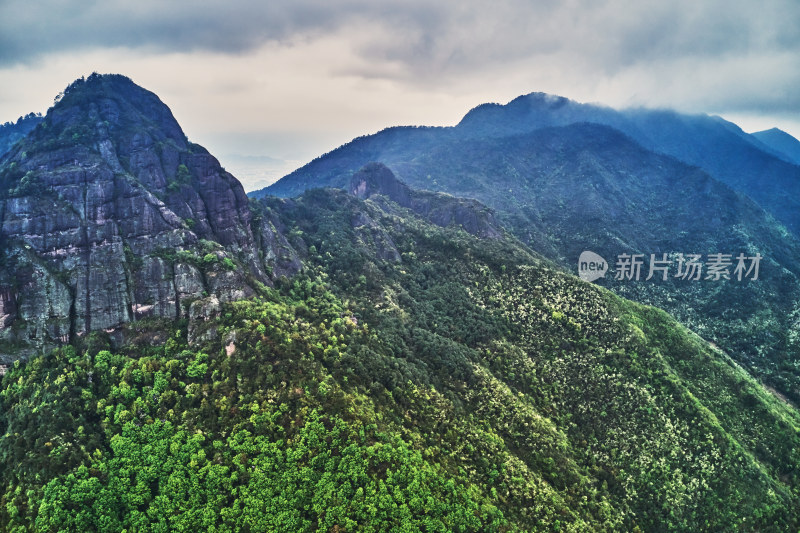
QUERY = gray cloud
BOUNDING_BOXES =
[5,1,798,70]
[0,0,442,65]
[1,0,799,163]
[347,0,799,81]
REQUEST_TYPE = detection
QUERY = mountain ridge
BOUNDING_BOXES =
[259,92,800,237]
[0,113,43,158]
[751,127,800,165]
[252,99,800,402]
[454,92,800,236]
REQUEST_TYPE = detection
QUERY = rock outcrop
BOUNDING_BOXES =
[349,162,503,239]
[0,74,298,358]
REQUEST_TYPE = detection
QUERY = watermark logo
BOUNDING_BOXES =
[578,251,762,282]
[578,251,608,282]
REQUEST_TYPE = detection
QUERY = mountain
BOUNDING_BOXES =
[254,106,800,403]
[457,95,800,237]
[0,113,43,157]
[2,75,800,530]
[0,74,299,358]
[260,93,800,239]
[349,162,504,240]
[751,127,800,165]
[4,170,800,531]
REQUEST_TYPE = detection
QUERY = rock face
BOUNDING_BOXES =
[250,199,303,279]
[0,74,298,358]
[349,162,503,239]
[350,162,413,205]
[0,78,501,360]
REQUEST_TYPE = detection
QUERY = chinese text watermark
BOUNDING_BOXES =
[579,251,761,282]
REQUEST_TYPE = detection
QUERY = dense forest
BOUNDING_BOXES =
[2,186,799,531]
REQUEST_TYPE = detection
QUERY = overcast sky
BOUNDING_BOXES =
[1,0,799,191]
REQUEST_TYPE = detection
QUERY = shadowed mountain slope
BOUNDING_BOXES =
[256,115,800,402]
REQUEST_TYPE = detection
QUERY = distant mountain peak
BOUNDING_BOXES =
[455,90,612,135]
[0,112,42,158]
[751,127,800,165]
[510,91,571,108]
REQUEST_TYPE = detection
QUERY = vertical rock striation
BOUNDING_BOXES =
[0,74,298,358]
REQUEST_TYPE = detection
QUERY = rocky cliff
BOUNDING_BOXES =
[0,74,299,358]
[349,162,503,239]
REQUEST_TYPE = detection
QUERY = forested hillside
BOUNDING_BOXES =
[255,114,800,404]
[2,184,799,531]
